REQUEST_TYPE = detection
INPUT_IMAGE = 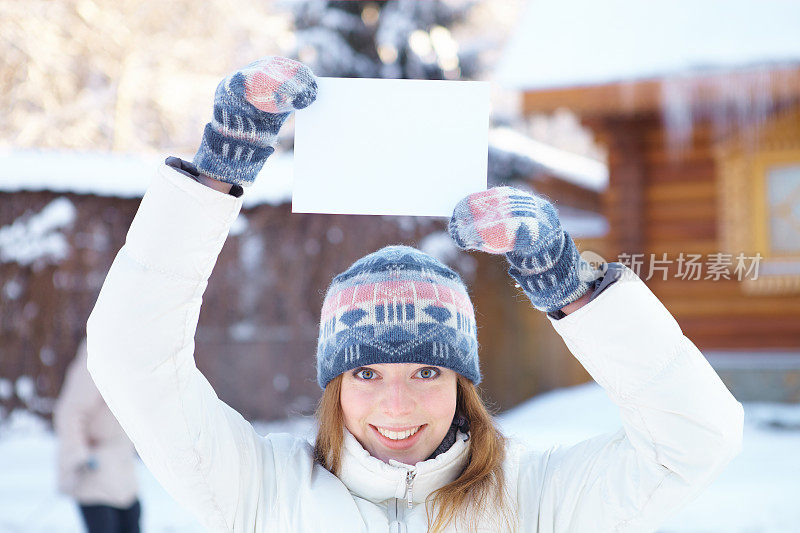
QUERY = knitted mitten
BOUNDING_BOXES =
[193,56,317,186]
[448,186,595,313]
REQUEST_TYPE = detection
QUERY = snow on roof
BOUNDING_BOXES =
[554,205,608,239]
[496,0,800,90]
[0,150,161,199]
[0,149,295,209]
[2,138,608,206]
[489,127,608,191]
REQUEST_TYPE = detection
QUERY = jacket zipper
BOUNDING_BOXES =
[405,470,416,509]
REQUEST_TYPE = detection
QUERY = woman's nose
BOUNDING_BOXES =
[380,381,415,417]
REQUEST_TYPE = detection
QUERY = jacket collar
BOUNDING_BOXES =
[337,428,470,505]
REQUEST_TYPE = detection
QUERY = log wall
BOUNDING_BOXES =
[595,115,800,350]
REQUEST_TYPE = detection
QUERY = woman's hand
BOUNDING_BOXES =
[448,186,596,313]
[193,56,318,188]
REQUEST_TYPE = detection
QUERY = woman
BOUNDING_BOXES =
[87,57,743,532]
[54,338,140,533]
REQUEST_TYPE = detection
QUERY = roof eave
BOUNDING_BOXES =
[518,64,800,117]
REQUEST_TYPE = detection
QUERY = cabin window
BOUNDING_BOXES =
[764,163,800,255]
[716,109,800,294]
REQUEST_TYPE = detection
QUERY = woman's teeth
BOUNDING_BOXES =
[376,426,421,440]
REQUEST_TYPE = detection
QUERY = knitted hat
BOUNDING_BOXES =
[316,245,480,388]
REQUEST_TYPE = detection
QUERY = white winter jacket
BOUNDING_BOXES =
[87,163,744,532]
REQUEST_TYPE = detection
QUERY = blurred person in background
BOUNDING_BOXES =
[85,57,743,532]
[54,337,140,533]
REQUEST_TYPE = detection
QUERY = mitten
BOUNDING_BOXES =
[448,186,595,312]
[193,56,317,186]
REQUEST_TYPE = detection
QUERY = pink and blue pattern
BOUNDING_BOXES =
[449,186,594,313]
[316,246,480,388]
[194,57,317,186]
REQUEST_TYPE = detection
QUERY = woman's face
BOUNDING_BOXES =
[340,363,457,465]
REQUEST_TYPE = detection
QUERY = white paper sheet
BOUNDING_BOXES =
[292,77,489,217]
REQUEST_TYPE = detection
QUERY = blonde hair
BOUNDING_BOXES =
[313,374,516,533]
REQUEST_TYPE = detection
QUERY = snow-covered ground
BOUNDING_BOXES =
[1,382,798,532]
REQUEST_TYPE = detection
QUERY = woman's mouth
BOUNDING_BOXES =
[370,424,426,449]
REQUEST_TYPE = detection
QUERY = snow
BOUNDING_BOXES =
[238,234,264,272]
[417,231,478,282]
[14,377,35,404]
[496,0,800,90]
[391,216,418,236]
[272,374,290,393]
[291,0,472,80]
[12,376,54,416]
[656,66,790,153]
[0,149,295,208]
[2,142,607,212]
[0,198,76,268]
[555,205,609,239]
[245,154,295,209]
[419,231,460,265]
[3,279,23,300]
[0,379,12,401]
[39,347,56,367]
[705,351,800,370]
[228,214,249,237]
[228,321,258,343]
[489,127,608,191]
[326,226,344,244]
[500,383,800,531]
[1,383,798,531]
[0,411,201,533]
[0,150,161,198]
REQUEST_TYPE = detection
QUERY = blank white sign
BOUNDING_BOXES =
[292,77,489,217]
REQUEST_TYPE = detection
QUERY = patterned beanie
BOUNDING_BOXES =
[316,245,480,388]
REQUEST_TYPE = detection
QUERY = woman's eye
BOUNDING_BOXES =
[355,369,375,380]
[416,367,440,379]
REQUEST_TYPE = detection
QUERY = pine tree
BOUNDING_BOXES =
[290,0,479,80]
[289,0,535,187]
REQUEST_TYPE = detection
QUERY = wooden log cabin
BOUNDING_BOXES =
[496,0,800,400]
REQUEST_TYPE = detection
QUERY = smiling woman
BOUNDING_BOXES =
[309,245,516,531]
[340,363,457,465]
[86,56,743,533]
[315,367,513,533]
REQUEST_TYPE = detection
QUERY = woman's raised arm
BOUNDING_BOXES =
[86,57,317,531]
[448,186,743,530]
[517,269,743,531]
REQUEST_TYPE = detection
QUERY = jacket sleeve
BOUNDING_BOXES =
[515,266,744,532]
[86,163,279,531]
